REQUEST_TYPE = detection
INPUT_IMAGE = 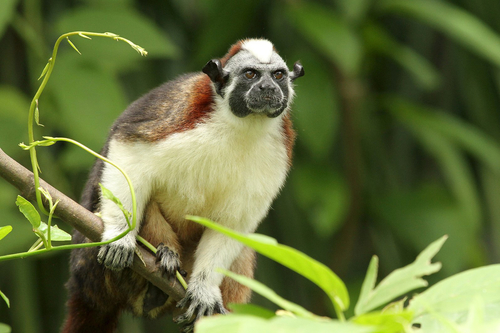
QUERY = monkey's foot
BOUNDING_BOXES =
[174,284,227,333]
[156,244,184,277]
[97,242,135,270]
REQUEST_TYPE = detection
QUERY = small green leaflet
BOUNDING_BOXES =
[354,235,447,315]
[0,226,12,241]
[15,196,41,228]
[0,289,9,308]
[38,223,71,242]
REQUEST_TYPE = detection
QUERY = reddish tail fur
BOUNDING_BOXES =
[61,292,120,333]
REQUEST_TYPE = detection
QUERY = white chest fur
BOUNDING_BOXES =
[104,106,290,234]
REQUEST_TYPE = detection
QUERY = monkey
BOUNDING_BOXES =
[61,38,304,333]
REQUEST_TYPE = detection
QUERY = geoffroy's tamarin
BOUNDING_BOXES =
[61,38,304,333]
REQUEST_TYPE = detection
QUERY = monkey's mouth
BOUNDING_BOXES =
[247,95,284,115]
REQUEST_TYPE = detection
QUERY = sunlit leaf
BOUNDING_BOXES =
[410,265,500,332]
[355,236,446,315]
[187,216,350,313]
[228,304,275,319]
[219,269,318,319]
[196,315,375,333]
[15,196,41,229]
[0,226,12,241]
[352,311,413,333]
[38,223,72,242]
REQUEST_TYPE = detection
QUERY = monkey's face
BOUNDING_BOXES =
[224,51,291,118]
[203,39,304,119]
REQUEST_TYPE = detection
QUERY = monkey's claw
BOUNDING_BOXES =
[156,243,182,277]
[97,243,134,270]
[174,288,227,333]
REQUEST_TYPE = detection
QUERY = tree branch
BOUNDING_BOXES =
[0,148,186,301]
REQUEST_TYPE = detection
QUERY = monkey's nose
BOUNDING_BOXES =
[258,82,276,92]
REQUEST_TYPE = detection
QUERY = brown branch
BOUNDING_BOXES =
[0,148,186,301]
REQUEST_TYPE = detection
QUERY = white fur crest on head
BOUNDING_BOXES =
[241,39,274,64]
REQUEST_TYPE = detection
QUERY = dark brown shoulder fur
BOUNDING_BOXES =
[111,73,215,143]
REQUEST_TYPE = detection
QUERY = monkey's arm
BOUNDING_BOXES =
[175,228,248,329]
[97,140,154,270]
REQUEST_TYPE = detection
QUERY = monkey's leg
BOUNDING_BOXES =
[140,201,183,315]
[141,200,183,276]
[220,246,256,306]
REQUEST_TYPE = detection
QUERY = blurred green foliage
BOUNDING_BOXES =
[1,0,500,332]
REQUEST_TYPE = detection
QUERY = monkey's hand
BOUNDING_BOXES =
[174,282,227,333]
[97,237,135,271]
[156,243,185,277]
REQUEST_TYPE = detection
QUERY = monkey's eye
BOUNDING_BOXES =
[244,70,257,80]
[273,71,284,80]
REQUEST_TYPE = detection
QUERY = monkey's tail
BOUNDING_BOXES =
[61,291,121,333]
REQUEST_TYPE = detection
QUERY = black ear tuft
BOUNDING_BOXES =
[290,61,305,81]
[202,59,223,82]
[202,59,228,96]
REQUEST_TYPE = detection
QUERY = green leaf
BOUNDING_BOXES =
[356,256,379,314]
[410,265,500,332]
[0,226,12,241]
[228,304,275,319]
[196,315,375,333]
[363,23,440,90]
[0,0,18,38]
[15,196,41,229]
[0,289,9,308]
[99,183,132,225]
[354,236,446,315]
[38,223,72,242]
[352,311,414,333]
[187,216,350,313]
[219,269,318,320]
[0,323,11,333]
[66,37,82,55]
[287,2,362,75]
[379,0,500,69]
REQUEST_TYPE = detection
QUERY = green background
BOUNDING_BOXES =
[1,0,500,331]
